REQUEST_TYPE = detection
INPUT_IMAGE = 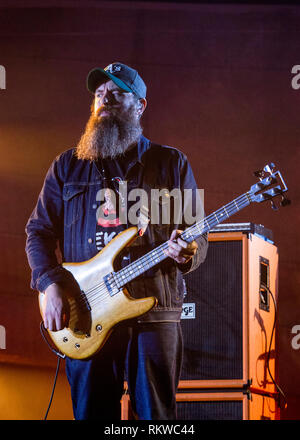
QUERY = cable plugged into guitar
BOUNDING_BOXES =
[253,163,291,211]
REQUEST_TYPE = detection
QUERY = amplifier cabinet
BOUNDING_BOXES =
[120,390,249,421]
[181,231,278,393]
[176,389,278,420]
[120,387,278,420]
[176,391,249,420]
[120,388,249,421]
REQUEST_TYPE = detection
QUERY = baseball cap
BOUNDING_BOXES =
[87,62,147,99]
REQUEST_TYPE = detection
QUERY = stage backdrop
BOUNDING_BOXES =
[0,1,299,419]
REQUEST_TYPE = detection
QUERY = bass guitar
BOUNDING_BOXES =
[39,163,289,359]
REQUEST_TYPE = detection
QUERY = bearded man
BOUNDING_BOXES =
[25,62,208,420]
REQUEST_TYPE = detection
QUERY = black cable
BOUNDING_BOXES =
[39,321,65,420]
[43,355,62,420]
[40,321,66,359]
[262,283,288,410]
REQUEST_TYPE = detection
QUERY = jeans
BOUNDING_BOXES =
[65,322,183,420]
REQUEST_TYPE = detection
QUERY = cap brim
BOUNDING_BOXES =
[87,68,133,94]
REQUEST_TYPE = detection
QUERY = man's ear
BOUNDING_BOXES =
[137,98,147,117]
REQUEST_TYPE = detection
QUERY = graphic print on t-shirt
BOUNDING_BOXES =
[95,146,138,252]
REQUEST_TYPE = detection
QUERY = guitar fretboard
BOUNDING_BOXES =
[114,192,252,288]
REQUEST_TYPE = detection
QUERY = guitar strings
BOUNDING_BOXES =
[74,193,251,310]
[109,192,251,290]
[73,192,251,312]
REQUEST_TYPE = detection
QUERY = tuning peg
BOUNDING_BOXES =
[253,169,265,180]
[263,163,276,174]
[280,195,291,207]
[270,200,278,211]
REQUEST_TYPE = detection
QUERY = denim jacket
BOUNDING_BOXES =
[25,135,208,322]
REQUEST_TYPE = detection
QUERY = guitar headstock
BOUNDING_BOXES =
[249,163,290,210]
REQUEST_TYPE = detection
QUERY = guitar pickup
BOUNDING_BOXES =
[80,290,91,311]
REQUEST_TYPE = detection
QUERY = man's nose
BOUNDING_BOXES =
[103,92,109,104]
[102,90,113,105]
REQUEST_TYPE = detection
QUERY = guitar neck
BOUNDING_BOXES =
[114,191,252,288]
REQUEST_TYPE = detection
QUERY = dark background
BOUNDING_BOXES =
[0,1,299,419]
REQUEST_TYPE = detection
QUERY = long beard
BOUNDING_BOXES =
[75,104,143,161]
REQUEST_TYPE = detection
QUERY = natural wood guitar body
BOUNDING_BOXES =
[39,227,157,359]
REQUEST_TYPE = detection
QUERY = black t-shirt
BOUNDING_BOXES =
[95,146,137,251]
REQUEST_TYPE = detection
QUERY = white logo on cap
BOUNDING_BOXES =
[105,64,122,74]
